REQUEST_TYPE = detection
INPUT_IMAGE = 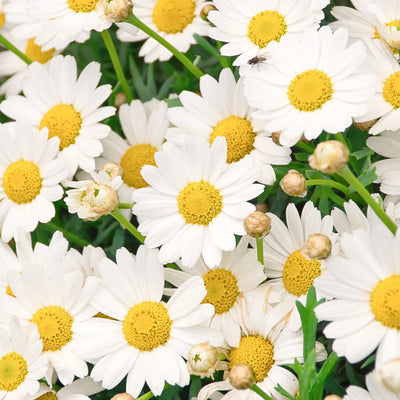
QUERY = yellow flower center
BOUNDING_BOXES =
[209,116,256,163]
[383,71,400,109]
[387,19,400,31]
[123,301,172,352]
[3,160,43,204]
[229,336,274,382]
[370,275,400,329]
[152,0,195,34]
[39,104,82,151]
[247,10,287,49]
[177,180,223,226]
[35,393,57,400]
[282,249,321,297]
[0,352,28,392]
[202,269,240,314]
[120,144,157,189]
[288,69,333,112]
[31,306,74,352]
[0,12,5,29]
[67,0,98,13]
[25,38,55,64]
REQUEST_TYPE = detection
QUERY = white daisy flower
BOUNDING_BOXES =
[74,245,223,398]
[0,265,99,385]
[0,121,66,243]
[207,0,323,67]
[4,0,111,51]
[116,0,209,63]
[243,26,375,147]
[132,135,264,268]
[314,226,400,367]
[0,55,116,177]
[0,319,48,400]
[260,201,336,331]
[198,292,327,400]
[99,98,170,205]
[166,68,291,185]
[164,236,266,347]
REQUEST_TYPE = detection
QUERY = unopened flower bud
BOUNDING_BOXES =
[302,234,331,260]
[111,394,136,400]
[353,119,378,131]
[379,359,400,392]
[96,0,133,22]
[114,92,127,109]
[323,396,342,400]
[188,343,228,379]
[280,170,307,197]
[228,364,255,389]
[271,131,281,145]
[101,162,123,180]
[244,211,271,239]
[200,4,217,21]
[85,183,119,217]
[308,140,349,174]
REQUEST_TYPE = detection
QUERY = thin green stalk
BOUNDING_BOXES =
[256,238,264,265]
[126,14,204,79]
[118,202,135,209]
[306,179,351,196]
[100,30,133,102]
[44,222,89,247]
[295,140,315,153]
[338,165,397,234]
[314,352,340,399]
[111,209,145,243]
[137,390,154,400]
[250,384,274,400]
[0,34,32,64]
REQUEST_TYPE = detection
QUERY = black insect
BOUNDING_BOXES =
[247,55,268,66]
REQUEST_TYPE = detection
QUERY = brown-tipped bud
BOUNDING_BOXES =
[200,4,217,21]
[302,233,331,260]
[255,202,269,213]
[379,359,400,392]
[228,364,255,390]
[101,162,124,180]
[114,92,127,109]
[244,211,271,239]
[280,170,307,197]
[111,394,136,400]
[96,0,133,22]
[353,119,378,131]
[323,396,342,400]
[308,140,349,174]
[271,131,281,145]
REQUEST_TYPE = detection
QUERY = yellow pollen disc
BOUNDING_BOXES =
[209,116,256,163]
[35,393,57,400]
[123,301,172,352]
[247,10,287,49]
[67,0,98,13]
[3,160,43,204]
[0,352,28,392]
[383,71,400,109]
[152,0,195,34]
[25,38,55,64]
[177,180,223,226]
[370,274,400,329]
[31,306,74,352]
[120,144,157,189]
[288,69,333,112]
[0,12,5,29]
[5,286,15,297]
[282,249,321,297]
[202,269,240,314]
[229,336,274,382]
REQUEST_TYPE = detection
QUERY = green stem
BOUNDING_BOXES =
[126,14,204,79]
[306,179,351,197]
[118,202,134,209]
[137,390,154,400]
[100,30,133,102]
[250,384,274,400]
[295,140,315,153]
[111,209,145,243]
[256,238,264,265]
[313,352,340,399]
[338,165,397,235]
[0,34,32,64]
[43,222,89,247]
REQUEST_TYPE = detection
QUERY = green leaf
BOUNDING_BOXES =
[188,376,202,399]
[193,34,222,59]
[361,354,375,369]
[356,167,378,188]
[351,148,373,160]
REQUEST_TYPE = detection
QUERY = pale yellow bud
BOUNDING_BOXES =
[379,359,400,392]
[83,183,119,219]
[308,140,349,174]
[111,394,136,400]
[353,119,378,131]
[200,4,217,21]
[280,170,307,197]
[323,396,342,400]
[101,162,124,180]
[228,364,255,390]
[114,92,127,109]
[96,0,133,22]
[302,233,331,260]
[244,211,271,239]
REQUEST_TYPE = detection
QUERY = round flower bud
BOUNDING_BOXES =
[84,183,119,218]
[111,394,136,400]
[379,359,400,392]
[114,92,127,109]
[353,119,378,131]
[323,396,342,400]
[188,343,218,378]
[200,4,217,21]
[228,364,255,390]
[96,0,133,22]
[302,233,331,260]
[308,140,349,174]
[101,162,124,180]
[280,170,307,197]
[244,211,271,239]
